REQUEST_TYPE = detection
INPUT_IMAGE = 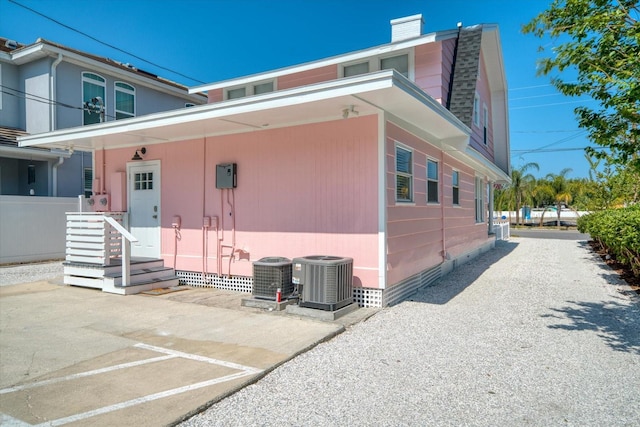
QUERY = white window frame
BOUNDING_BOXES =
[82,72,106,125]
[452,170,460,206]
[395,143,413,203]
[473,92,480,127]
[483,103,489,145]
[340,49,414,80]
[224,79,276,100]
[426,158,439,204]
[475,176,485,223]
[114,81,135,120]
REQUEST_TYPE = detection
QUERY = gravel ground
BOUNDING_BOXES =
[181,238,640,427]
[0,260,64,287]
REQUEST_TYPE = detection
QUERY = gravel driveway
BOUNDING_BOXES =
[181,237,640,427]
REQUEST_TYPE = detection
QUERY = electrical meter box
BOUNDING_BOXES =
[216,163,237,189]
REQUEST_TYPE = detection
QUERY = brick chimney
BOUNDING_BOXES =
[390,14,424,42]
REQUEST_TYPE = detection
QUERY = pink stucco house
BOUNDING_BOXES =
[20,15,510,307]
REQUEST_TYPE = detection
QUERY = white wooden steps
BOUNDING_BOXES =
[63,257,179,295]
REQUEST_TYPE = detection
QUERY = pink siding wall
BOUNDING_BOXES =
[414,39,455,105]
[469,51,494,162]
[98,115,381,288]
[277,65,338,90]
[386,122,491,287]
[207,89,223,103]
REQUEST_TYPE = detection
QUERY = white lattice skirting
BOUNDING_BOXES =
[177,267,438,308]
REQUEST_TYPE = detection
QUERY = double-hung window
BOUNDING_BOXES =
[115,82,135,120]
[452,171,460,205]
[475,176,485,222]
[427,159,439,203]
[396,145,413,202]
[483,104,489,144]
[473,93,481,127]
[82,72,106,125]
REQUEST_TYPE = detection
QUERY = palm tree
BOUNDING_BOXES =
[539,168,573,228]
[509,162,539,226]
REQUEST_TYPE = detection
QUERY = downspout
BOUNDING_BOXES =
[50,53,63,131]
[445,23,463,111]
[441,151,447,262]
[52,156,65,197]
[50,53,64,197]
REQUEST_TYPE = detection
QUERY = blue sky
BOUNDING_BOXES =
[1,0,597,178]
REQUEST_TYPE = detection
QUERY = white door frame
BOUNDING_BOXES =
[127,160,161,258]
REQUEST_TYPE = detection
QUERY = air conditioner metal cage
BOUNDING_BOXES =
[292,255,353,311]
[252,257,293,300]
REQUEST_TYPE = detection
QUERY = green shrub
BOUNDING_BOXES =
[578,205,640,277]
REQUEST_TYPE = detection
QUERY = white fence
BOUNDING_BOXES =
[0,196,87,264]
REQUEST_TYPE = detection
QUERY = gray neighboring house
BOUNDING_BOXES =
[0,37,206,197]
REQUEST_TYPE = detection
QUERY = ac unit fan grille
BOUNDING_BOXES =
[252,258,293,300]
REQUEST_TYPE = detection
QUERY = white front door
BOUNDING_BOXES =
[128,161,161,258]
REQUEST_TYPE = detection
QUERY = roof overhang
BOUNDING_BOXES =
[0,145,72,161]
[19,70,470,153]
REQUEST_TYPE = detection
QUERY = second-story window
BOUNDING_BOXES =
[115,82,135,120]
[341,51,412,79]
[253,81,274,95]
[473,92,480,127]
[343,61,370,77]
[427,159,439,203]
[225,80,274,100]
[483,103,489,145]
[82,72,106,125]
[452,170,460,205]
[381,54,409,78]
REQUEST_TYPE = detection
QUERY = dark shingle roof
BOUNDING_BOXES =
[448,26,484,127]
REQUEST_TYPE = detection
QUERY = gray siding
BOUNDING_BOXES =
[20,58,53,134]
[0,62,21,128]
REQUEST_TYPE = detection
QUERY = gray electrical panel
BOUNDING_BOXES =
[216,163,237,189]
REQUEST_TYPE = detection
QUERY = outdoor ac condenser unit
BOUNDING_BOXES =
[252,257,293,300]
[292,255,353,311]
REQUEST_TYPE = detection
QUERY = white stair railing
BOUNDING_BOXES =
[103,216,138,287]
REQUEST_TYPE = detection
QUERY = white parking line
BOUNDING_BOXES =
[2,343,264,427]
[32,371,256,427]
[0,355,176,395]
[134,342,263,373]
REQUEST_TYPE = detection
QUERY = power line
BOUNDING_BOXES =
[509,83,554,91]
[8,0,206,85]
[511,130,589,157]
[1,85,117,119]
[512,130,580,133]
[510,99,597,110]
